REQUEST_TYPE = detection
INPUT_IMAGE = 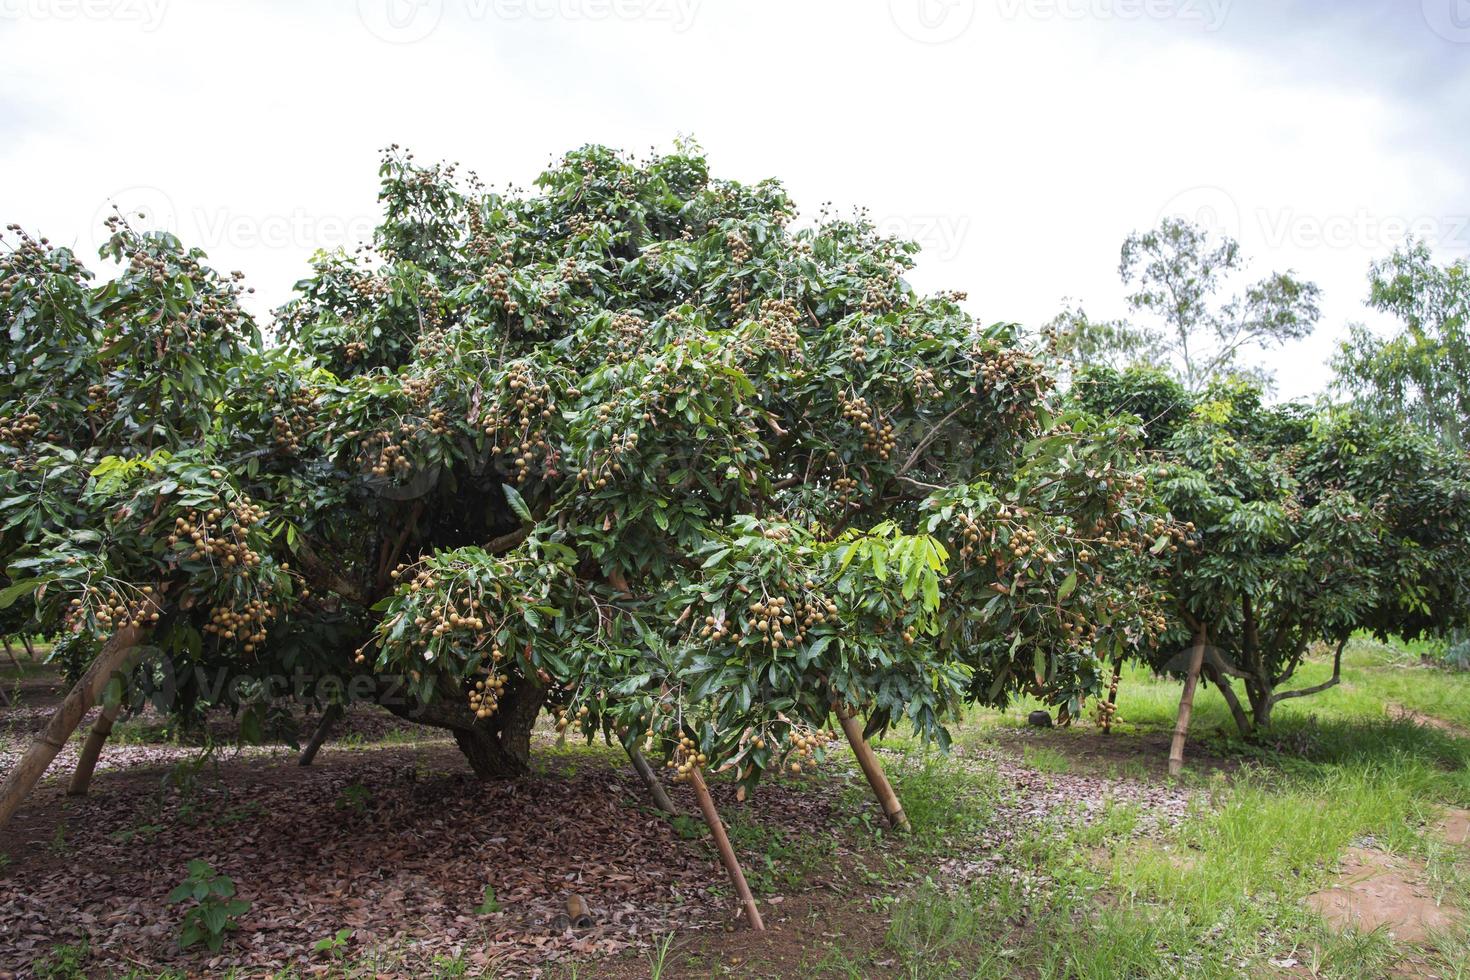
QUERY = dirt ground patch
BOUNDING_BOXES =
[1306,847,1462,943]
[1436,808,1470,846]
[1387,703,1470,739]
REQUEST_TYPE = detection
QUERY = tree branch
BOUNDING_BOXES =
[1269,637,1347,705]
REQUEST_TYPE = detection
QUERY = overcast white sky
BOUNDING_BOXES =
[2,0,1467,400]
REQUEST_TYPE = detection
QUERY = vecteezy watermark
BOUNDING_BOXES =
[889,0,977,43]
[1422,0,1470,43]
[1156,185,1243,242]
[1156,187,1470,253]
[357,0,699,43]
[873,213,972,263]
[995,0,1231,30]
[1257,209,1470,253]
[0,0,168,30]
[94,187,378,255]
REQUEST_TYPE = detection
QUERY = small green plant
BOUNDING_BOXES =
[336,783,372,813]
[473,884,500,915]
[48,822,68,856]
[312,928,353,959]
[668,814,704,840]
[1022,744,1072,774]
[166,860,249,951]
[108,822,164,844]
[32,939,89,980]
[645,932,677,980]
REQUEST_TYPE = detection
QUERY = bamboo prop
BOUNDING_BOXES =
[627,746,678,814]
[1101,656,1123,734]
[1168,630,1207,777]
[687,768,764,930]
[0,625,142,830]
[836,706,911,832]
[66,699,122,797]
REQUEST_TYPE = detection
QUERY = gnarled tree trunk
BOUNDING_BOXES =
[381,673,546,778]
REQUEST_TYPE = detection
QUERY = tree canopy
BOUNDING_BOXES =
[2,145,1177,797]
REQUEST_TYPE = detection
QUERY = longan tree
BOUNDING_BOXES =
[1077,366,1470,766]
[2,147,1178,887]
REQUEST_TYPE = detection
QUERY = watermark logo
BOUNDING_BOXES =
[1422,0,1470,43]
[995,0,1230,30]
[357,0,700,42]
[0,0,168,30]
[1156,185,1243,242]
[94,186,379,254]
[357,0,444,43]
[874,213,972,263]
[889,0,977,43]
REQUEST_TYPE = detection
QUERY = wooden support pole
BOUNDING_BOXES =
[837,707,911,832]
[0,626,142,830]
[628,746,677,814]
[298,703,344,766]
[1168,630,1207,777]
[21,635,36,659]
[67,699,122,797]
[687,768,764,931]
[1102,656,1123,735]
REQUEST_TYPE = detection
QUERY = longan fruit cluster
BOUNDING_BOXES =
[782,726,835,774]
[833,475,861,509]
[166,499,266,571]
[742,584,836,651]
[666,735,708,784]
[759,298,803,359]
[0,412,41,448]
[343,340,368,363]
[65,585,160,634]
[577,431,636,490]
[359,422,431,479]
[848,321,888,363]
[725,230,751,265]
[469,669,509,719]
[204,598,276,652]
[840,393,896,459]
[0,225,67,302]
[554,702,593,735]
[483,265,516,314]
[483,364,558,484]
[607,311,649,360]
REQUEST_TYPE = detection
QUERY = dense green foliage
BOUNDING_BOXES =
[1077,366,1470,730]
[2,145,1178,784]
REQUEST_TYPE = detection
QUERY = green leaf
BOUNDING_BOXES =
[0,575,54,610]
[502,483,532,522]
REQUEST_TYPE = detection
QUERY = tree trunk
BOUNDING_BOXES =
[21,635,36,659]
[1168,629,1207,777]
[688,768,764,931]
[3,640,20,672]
[1205,662,1254,738]
[298,704,344,766]
[67,700,122,796]
[383,673,547,778]
[1102,656,1123,734]
[628,746,677,814]
[837,706,911,832]
[0,626,141,830]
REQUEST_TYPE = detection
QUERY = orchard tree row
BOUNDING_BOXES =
[2,143,1467,923]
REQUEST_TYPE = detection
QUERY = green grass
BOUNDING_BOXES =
[846,637,1470,978]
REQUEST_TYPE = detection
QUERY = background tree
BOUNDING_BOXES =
[1077,366,1470,738]
[1332,240,1469,451]
[1046,219,1321,392]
